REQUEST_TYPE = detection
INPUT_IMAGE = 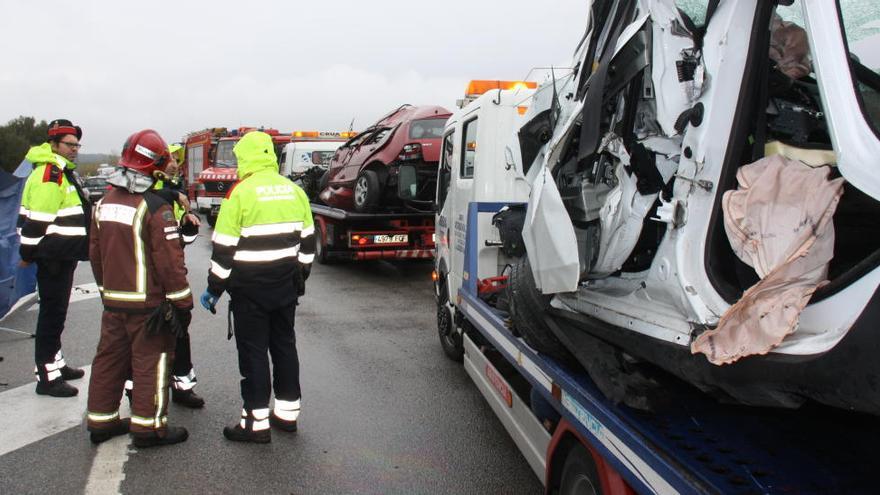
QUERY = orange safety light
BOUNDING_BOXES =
[517,106,529,115]
[340,131,358,139]
[465,80,537,97]
[293,131,320,138]
[431,270,439,282]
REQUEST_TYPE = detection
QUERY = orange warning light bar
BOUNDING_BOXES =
[465,80,537,97]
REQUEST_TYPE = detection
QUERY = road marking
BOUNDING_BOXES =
[0,366,92,457]
[0,366,132,495]
[84,432,130,495]
[27,283,101,311]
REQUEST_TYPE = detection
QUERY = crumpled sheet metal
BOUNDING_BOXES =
[692,155,844,365]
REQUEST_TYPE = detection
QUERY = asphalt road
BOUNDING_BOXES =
[0,222,541,495]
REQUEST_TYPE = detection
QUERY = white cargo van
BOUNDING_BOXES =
[278,134,349,177]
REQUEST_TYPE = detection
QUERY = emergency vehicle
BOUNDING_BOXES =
[436,81,879,494]
[185,127,291,226]
[310,126,435,262]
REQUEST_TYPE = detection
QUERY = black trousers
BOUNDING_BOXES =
[34,259,77,379]
[230,290,301,411]
[172,334,193,377]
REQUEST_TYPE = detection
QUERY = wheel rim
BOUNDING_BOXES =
[354,176,368,206]
[564,474,597,495]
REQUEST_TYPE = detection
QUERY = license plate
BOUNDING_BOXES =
[374,234,407,244]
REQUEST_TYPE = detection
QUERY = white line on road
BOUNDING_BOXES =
[0,366,93,457]
[0,366,132,495]
[27,283,102,311]
[84,434,130,495]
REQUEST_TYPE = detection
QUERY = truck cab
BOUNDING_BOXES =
[433,80,536,359]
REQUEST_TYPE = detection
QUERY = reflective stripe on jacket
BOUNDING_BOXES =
[208,132,315,296]
[18,143,89,261]
[90,188,193,312]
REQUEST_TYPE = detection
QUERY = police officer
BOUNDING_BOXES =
[18,119,89,397]
[201,131,314,443]
[86,129,191,447]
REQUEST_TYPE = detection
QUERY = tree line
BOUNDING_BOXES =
[0,116,48,173]
[0,116,118,175]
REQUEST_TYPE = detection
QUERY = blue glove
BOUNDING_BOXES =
[200,290,219,314]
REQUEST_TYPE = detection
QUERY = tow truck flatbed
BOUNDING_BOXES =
[310,203,434,263]
[458,202,879,494]
[310,203,434,221]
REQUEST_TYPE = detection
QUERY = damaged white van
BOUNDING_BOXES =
[505,0,880,414]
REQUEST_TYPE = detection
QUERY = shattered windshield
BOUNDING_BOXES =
[676,0,710,26]
[839,0,880,131]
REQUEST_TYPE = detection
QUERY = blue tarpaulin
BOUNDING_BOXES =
[0,160,37,319]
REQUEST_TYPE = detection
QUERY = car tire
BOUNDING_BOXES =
[558,444,602,495]
[508,255,575,363]
[316,221,331,265]
[437,276,463,362]
[353,170,381,213]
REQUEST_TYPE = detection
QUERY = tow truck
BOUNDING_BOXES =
[435,80,878,494]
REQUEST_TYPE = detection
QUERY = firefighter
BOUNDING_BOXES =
[201,131,314,443]
[18,119,89,397]
[86,129,191,447]
[124,144,205,408]
[162,143,204,407]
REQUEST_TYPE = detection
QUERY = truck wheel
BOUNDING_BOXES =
[353,170,380,213]
[559,444,602,495]
[437,278,463,362]
[315,222,331,265]
[508,256,575,363]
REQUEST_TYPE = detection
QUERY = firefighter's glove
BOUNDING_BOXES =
[200,290,219,314]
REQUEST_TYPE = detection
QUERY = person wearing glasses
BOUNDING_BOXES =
[18,119,91,397]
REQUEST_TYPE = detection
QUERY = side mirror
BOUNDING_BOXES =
[398,164,418,201]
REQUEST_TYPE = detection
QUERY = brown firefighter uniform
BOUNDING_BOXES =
[86,189,193,435]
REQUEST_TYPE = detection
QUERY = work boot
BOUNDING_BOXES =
[132,426,189,449]
[90,419,131,445]
[269,412,297,432]
[60,365,85,380]
[223,423,271,444]
[36,379,78,397]
[223,409,271,443]
[172,388,205,409]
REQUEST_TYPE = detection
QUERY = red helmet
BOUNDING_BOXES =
[119,129,170,177]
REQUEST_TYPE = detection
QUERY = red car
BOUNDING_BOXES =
[319,104,451,212]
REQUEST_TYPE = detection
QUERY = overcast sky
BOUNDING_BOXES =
[0,1,588,154]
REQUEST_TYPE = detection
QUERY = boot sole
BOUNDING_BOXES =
[223,430,271,443]
[270,419,298,432]
[35,389,78,398]
[172,398,205,409]
[133,437,188,449]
